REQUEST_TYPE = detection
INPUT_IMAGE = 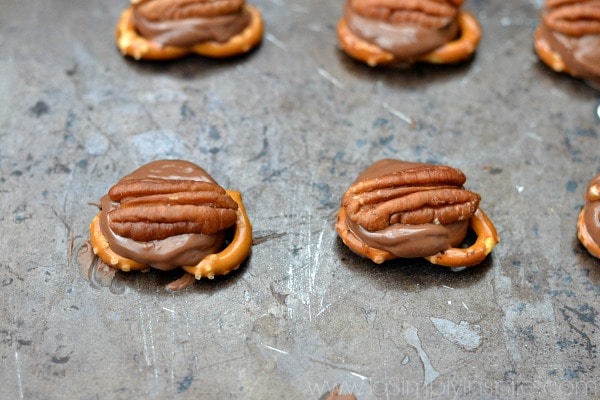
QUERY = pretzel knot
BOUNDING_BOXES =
[115,3,263,60]
[337,1,481,67]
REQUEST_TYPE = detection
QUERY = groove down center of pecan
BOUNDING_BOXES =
[107,178,239,242]
[342,164,480,232]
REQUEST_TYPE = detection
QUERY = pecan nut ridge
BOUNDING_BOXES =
[351,0,464,29]
[344,165,467,195]
[135,0,246,21]
[342,165,480,232]
[109,178,227,201]
[544,0,600,37]
[107,178,239,242]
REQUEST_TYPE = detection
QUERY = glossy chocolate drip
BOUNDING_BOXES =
[347,216,468,258]
[584,174,600,246]
[133,5,250,47]
[583,202,600,245]
[98,160,228,271]
[346,159,470,258]
[538,7,600,83]
[344,2,459,62]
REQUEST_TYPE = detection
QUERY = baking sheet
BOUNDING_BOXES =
[1,0,600,398]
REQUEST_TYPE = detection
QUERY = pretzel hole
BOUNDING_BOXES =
[424,208,498,268]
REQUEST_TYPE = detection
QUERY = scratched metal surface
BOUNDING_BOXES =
[1,0,600,399]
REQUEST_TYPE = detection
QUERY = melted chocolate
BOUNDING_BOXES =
[347,217,468,258]
[98,160,228,271]
[133,4,250,47]
[584,174,600,247]
[538,13,600,84]
[344,2,459,62]
[345,159,470,258]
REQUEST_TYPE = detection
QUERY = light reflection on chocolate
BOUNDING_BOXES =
[538,24,600,84]
[346,216,469,258]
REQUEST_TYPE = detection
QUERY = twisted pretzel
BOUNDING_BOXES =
[183,190,253,279]
[89,190,252,290]
[336,206,498,267]
[533,26,569,74]
[115,4,263,60]
[336,207,396,264]
[90,213,147,272]
[337,10,481,67]
[424,208,499,267]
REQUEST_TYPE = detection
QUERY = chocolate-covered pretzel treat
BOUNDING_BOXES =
[85,160,252,291]
[116,0,263,60]
[578,173,600,258]
[534,0,600,85]
[337,0,482,67]
[336,159,498,267]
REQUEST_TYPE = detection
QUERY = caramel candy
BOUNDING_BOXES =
[337,0,482,66]
[534,0,600,85]
[336,159,498,267]
[578,173,600,259]
[116,0,263,60]
[87,160,252,291]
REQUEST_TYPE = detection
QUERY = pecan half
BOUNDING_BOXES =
[351,0,464,29]
[107,178,238,242]
[342,163,480,232]
[135,0,246,21]
[543,0,600,37]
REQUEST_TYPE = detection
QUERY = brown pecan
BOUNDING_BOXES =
[107,178,238,242]
[544,0,600,37]
[342,164,480,232]
[351,0,464,29]
[135,0,245,21]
